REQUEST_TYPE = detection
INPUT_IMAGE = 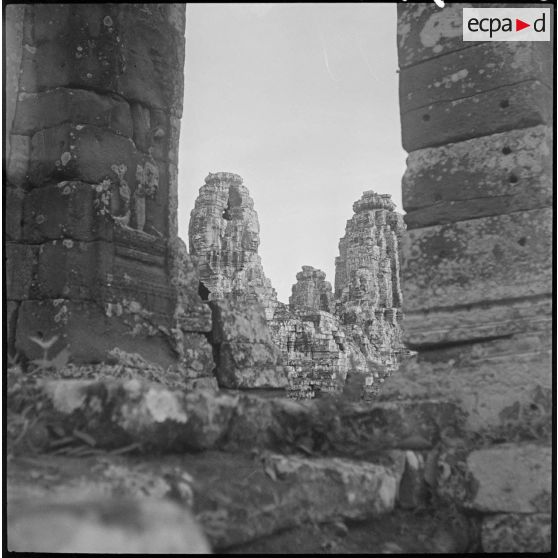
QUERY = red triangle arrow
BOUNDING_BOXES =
[516,18,530,31]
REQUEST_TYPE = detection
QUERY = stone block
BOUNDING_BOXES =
[23,182,114,242]
[402,125,552,227]
[401,80,552,152]
[113,6,185,109]
[178,333,215,379]
[15,299,178,369]
[10,378,239,452]
[397,451,428,509]
[20,5,122,95]
[6,186,25,240]
[404,295,551,348]
[183,377,219,392]
[397,3,467,68]
[218,342,287,389]
[401,208,552,312]
[467,444,551,513]
[396,3,549,68]
[176,303,213,334]
[29,4,71,42]
[21,4,185,110]
[210,297,274,345]
[225,394,292,450]
[28,124,152,189]
[481,513,551,553]
[13,88,133,137]
[380,333,552,433]
[8,498,210,553]
[400,42,552,113]
[7,449,398,552]
[198,452,401,549]
[7,134,30,186]
[226,396,464,456]
[5,243,39,300]
[35,240,113,300]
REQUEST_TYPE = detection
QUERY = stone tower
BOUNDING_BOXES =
[334,190,405,376]
[289,266,334,313]
[188,172,277,319]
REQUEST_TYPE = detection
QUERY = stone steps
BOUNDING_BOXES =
[7,372,471,552]
[10,374,550,552]
[8,449,404,552]
[8,373,464,457]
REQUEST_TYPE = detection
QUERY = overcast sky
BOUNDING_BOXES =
[178,3,406,302]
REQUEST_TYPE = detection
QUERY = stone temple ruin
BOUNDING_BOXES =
[5,3,552,554]
[188,173,408,399]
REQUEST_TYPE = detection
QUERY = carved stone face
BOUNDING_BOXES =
[242,228,259,251]
[354,269,371,292]
[241,217,260,251]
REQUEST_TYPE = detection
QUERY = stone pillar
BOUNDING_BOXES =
[5,4,213,380]
[387,3,552,551]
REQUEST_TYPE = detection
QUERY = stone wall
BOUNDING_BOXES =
[5,4,213,385]
[383,3,553,551]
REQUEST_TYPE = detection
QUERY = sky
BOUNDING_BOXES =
[178,3,406,302]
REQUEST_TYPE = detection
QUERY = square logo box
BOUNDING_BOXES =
[463,7,551,41]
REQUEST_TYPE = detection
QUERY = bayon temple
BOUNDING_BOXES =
[5,3,552,554]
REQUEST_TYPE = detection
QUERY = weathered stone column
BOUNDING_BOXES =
[386,3,552,552]
[5,4,213,379]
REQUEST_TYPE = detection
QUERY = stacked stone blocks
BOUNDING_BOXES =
[386,3,553,551]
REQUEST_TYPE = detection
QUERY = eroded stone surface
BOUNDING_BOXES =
[8,373,464,458]
[7,451,403,551]
[269,304,349,399]
[209,296,287,389]
[380,333,552,434]
[402,125,552,228]
[8,497,210,553]
[466,444,551,513]
[189,172,278,317]
[401,209,552,313]
[334,191,407,391]
[481,513,551,553]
